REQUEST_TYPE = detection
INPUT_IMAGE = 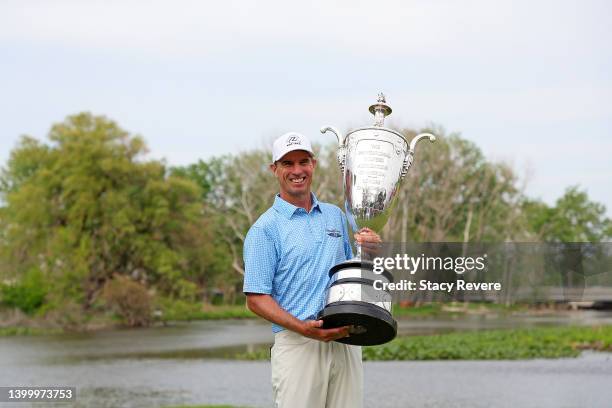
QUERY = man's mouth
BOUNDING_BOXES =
[290,177,305,185]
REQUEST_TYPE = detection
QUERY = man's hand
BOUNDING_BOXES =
[246,294,350,342]
[299,320,350,342]
[354,227,382,257]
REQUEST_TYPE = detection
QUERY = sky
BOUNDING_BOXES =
[1,0,611,213]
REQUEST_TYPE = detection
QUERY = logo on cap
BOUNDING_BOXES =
[286,135,302,146]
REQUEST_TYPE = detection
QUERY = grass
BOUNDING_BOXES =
[162,305,256,321]
[186,305,256,320]
[362,325,612,360]
[235,325,612,361]
[0,301,545,333]
[0,303,257,336]
[164,301,521,322]
[234,347,271,361]
[392,302,526,318]
[0,326,63,336]
[393,303,444,317]
[155,301,256,322]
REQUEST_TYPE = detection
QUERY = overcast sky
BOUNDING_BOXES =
[1,0,610,213]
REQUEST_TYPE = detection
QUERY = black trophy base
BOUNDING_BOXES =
[318,301,397,346]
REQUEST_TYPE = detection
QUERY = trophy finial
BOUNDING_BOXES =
[369,92,392,127]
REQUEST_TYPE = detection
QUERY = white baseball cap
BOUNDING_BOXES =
[272,132,314,163]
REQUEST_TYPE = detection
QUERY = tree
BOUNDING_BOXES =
[522,187,612,303]
[171,143,345,301]
[385,126,525,242]
[172,151,278,301]
[0,113,209,321]
[524,186,612,242]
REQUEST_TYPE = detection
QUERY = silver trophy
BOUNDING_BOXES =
[318,93,435,346]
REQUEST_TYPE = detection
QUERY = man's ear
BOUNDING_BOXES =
[269,163,277,174]
[311,158,317,169]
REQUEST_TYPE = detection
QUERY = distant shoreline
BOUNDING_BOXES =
[0,302,607,337]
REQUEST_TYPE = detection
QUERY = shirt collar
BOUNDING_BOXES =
[273,193,321,219]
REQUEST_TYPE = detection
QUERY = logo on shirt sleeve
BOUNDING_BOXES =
[326,227,342,238]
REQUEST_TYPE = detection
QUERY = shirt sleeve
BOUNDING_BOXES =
[243,225,278,294]
[340,211,354,261]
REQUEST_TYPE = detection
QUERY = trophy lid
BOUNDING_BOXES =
[368,93,392,127]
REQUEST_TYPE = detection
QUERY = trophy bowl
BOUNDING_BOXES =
[317,93,435,346]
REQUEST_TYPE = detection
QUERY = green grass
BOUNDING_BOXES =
[120,300,524,322]
[362,325,612,361]
[0,303,257,336]
[393,303,444,317]
[130,301,543,322]
[234,347,271,360]
[0,326,63,336]
[163,305,256,321]
[235,326,612,361]
[188,305,256,320]
[392,302,526,318]
[155,301,256,322]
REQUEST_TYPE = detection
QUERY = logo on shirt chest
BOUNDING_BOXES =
[326,227,342,238]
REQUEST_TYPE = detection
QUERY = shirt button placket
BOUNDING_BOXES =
[306,210,314,239]
[308,209,323,243]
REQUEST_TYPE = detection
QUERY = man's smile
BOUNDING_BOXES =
[289,177,306,185]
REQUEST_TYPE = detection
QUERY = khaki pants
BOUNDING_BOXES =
[271,330,363,408]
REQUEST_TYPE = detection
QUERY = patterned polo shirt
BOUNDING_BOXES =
[243,193,353,333]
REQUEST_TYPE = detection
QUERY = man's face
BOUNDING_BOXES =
[270,150,316,199]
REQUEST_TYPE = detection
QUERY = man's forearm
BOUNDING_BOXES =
[246,293,351,342]
[246,293,306,334]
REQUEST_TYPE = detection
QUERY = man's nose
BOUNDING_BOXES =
[290,163,304,173]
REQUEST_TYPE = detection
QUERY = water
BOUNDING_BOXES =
[1,312,611,407]
[364,352,612,408]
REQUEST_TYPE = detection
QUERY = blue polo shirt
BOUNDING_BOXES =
[243,193,353,333]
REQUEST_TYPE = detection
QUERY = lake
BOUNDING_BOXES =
[1,311,611,407]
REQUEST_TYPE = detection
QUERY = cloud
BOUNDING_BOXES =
[1,0,610,212]
[395,85,612,124]
[1,0,608,59]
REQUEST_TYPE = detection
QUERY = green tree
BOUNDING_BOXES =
[171,142,347,301]
[385,126,525,242]
[0,113,209,322]
[524,186,612,242]
[522,187,612,302]
[172,151,277,302]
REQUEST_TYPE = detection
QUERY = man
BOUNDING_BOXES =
[243,132,380,408]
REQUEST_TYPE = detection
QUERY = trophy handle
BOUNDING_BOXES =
[320,126,346,172]
[402,133,436,179]
[409,133,436,154]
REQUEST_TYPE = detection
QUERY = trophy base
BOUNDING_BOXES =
[318,301,397,346]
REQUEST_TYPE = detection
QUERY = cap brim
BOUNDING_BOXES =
[273,147,314,163]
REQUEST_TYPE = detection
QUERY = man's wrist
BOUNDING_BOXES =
[289,319,307,336]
